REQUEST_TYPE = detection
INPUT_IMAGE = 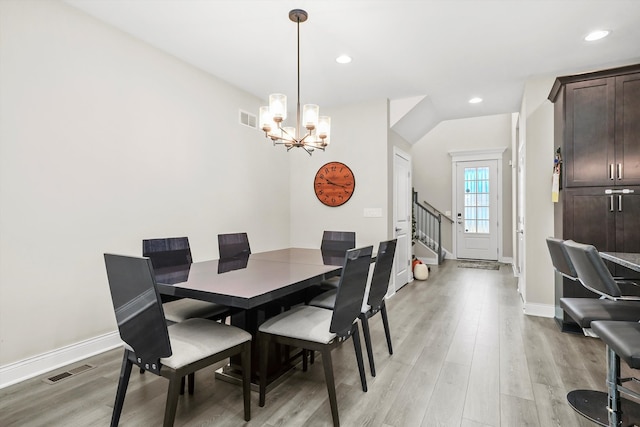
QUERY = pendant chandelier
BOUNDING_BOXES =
[259,9,330,155]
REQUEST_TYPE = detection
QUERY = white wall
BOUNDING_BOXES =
[411,114,513,255]
[0,0,291,367]
[520,76,556,314]
[289,99,391,249]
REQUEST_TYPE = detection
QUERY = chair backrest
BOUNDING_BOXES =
[367,239,397,310]
[330,245,374,337]
[218,232,251,259]
[562,240,622,298]
[217,255,249,273]
[103,254,171,374]
[142,237,192,269]
[545,237,577,280]
[321,231,356,255]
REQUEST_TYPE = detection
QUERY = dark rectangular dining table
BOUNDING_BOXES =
[155,248,341,309]
[153,247,344,386]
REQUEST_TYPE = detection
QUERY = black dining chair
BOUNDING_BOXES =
[143,237,230,324]
[258,245,373,427]
[217,232,251,259]
[310,239,397,377]
[320,231,356,289]
[104,254,251,427]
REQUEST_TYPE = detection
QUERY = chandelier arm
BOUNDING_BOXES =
[307,143,325,151]
[280,126,296,141]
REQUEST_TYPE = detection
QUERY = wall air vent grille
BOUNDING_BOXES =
[239,110,257,129]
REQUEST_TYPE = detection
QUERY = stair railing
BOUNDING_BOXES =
[412,190,448,264]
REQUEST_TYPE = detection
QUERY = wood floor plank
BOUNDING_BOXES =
[463,342,500,425]
[531,382,588,427]
[420,361,470,426]
[500,393,541,427]
[499,304,535,401]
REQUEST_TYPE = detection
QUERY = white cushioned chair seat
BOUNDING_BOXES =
[259,306,336,344]
[309,290,337,309]
[320,276,340,288]
[159,319,251,369]
[309,288,371,313]
[163,299,229,323]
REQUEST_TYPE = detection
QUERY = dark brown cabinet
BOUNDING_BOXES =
[615,73,640,185]
[549,64,640,331]
[558,71,640,187]
[562,186,640,254]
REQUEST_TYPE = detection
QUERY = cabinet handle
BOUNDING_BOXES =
[619,195,623,212]
[610,164,615,180]
[610,195,614,212]
[618,163,623,180]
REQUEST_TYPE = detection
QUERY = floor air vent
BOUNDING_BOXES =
[43,363,96,384]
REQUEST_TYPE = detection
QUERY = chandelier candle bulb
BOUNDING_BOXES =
[259,106,273,132]
[269,94,287,122]
[303,104,319,129]
[317,116,331,140]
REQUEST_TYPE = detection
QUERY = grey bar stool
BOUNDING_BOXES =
[591,320,640,427]
[559,240,640,426]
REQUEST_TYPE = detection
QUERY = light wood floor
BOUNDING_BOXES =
[0,260,613,426]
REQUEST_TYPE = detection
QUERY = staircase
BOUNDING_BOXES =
[413,190,446,265]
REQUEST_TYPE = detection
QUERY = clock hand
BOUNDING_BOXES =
[325,179,348,188]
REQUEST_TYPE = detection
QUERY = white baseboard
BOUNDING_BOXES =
[0,331,122,389]
[523,302,555,318]
[418,256,437,265]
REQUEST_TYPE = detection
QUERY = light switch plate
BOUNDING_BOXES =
[364,208,382,217]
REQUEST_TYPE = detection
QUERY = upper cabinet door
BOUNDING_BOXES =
[564,77,615,187]
[615,73,640,186]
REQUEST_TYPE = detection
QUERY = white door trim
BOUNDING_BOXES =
[450,147,506,260]
[391,147,412,297]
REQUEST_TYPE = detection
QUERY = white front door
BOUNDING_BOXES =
[392,149,411,293]
[455,160,499,260]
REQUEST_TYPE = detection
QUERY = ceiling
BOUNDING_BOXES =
[64,0,640,143]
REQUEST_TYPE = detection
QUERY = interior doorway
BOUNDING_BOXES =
[392,148,412,294]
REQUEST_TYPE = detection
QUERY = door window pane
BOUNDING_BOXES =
[463,166,490,234]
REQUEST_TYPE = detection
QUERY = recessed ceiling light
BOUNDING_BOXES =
[585,30,610,41]
[336,55,352,64]
[469,97,483,104]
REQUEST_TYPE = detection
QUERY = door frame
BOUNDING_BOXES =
[449,147,506,260]
[516,119,526,300]
[391,147,412,296]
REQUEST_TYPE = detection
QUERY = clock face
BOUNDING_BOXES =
[313,161,355,207]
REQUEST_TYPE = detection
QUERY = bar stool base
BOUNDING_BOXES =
[567,389,640,426]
